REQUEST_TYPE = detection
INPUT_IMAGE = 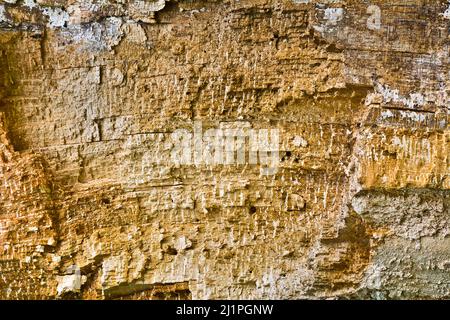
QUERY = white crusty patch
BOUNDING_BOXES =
[313,7,345,34]
[375,83,425,109]
[0,5,8,23]
[381,109,427,123]
[443,1,450,19]
[293,136,308,147]
[23,0,37,9]
[323,7,344,25]
[42,7,69,28]
[380,110,394,119]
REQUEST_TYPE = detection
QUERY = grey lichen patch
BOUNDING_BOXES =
[0,0,168,29]
[352,190,449,241]
[56,16,124,51]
